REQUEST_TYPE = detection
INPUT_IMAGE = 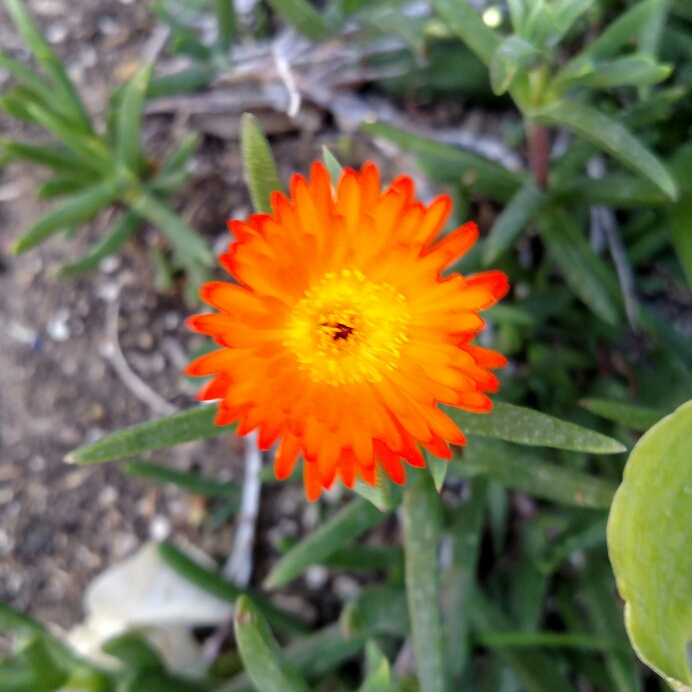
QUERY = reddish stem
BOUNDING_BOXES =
[526,122,550,190]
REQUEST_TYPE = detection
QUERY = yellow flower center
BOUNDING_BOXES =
[285,268,410,386]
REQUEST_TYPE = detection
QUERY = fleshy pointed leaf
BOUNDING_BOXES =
[240,113,284,214]
[402,471,445,692]
[538,206,622,325]
[123,460,241,498]
[484,181,544,264]
[117,63,154,171]
[56,211,141,278]
[341,586,409,639]
[608,399,692,690]
[234,596,312,692]
[158,542,309,635]
[13,178,121,253]
[579,399,666,432]
[490,36,543,96]
[450,437,619,509]
[265,0,330,40]
[427,0,500,66]
[321,146,343,186]
[532,99,677,200]
[445,401,626,453]
[264,498,385,588]
[65,405,236,465]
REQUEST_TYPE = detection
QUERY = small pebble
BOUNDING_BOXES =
[47,308,70,342]
[162,311,180,331]
[45,22,68,44]
[304,564,329,590]
[149,515,172,541]
[333,575,361,600]
[99,256,121,274]
[97,486,118,508]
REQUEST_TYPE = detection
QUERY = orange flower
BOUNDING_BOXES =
[185,161,509,500]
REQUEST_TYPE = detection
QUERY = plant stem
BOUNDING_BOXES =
[526,120,550,190]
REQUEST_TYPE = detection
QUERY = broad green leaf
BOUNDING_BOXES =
[266,0,330,40]
[65,405,236,465]
[427,0,500,66]
[484,181,544,264]
[102,633,164,672]
[578,398,665,432]
[471,590,580,692]
[56,211,141,278]
[216,0,236,53]
[341,586,410,639]
[240,112,284,214]
[445,401,626,453]
[158,542,309,635]
[441,477,487,687]
[490,36,543,96]
[117,63,154,172]
[234,596,312,692]
[362,121,523,204]
[537,205,622,326]
[129,190,213,267]
[449,437,618,509]
[402,471,445,692]
[607,399,692,691]
[123,460,241,498]
[264,497,385,588]
[3,0,92,131]
[321,146,343,186]
[220,623,365,692]
[13,178,122,253]
[532,99,677,200]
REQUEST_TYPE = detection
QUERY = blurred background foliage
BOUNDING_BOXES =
[1,0,692,691]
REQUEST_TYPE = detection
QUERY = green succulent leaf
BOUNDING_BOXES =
[234,596,312,692]
[65,405,236,465]
[532,99,677,200]
[446,401,626,453]
[403,470,446,692]
[490,36,543,96]
[265,0,331,40]
[240,112,284,214]
[484,181,545,264]
[579,399,666,432]
[117,62,154,172]
[264,497,386,588]
[608,399,692,691]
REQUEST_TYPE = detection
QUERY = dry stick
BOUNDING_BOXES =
[102,299,178,417]
[224,429,263,585]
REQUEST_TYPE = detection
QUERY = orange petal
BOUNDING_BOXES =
[275,434,301,480]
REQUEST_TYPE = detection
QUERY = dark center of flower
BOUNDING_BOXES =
[321,321,356,341]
